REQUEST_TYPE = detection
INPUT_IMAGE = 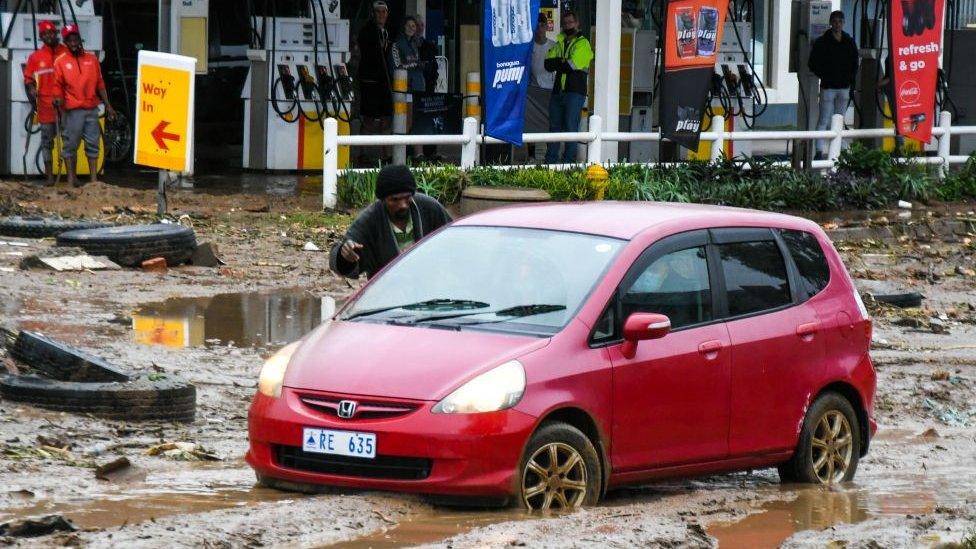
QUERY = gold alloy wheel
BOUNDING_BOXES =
[811,410,854,484]
[521,442,588,510]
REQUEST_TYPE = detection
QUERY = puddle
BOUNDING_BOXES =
[0,486,292,530]
[131,289,341,348]
[333,510,530,548]
[708,459,974,548]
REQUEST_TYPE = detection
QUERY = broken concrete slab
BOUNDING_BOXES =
[19,255,122,272]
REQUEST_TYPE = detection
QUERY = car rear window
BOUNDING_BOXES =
[780,230,831,300]
[718,241,792,316]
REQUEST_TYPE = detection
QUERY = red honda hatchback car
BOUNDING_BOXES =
[247,202,876,510]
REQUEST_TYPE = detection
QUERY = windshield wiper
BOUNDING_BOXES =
[405,304,567,325]
[343,299,490,321]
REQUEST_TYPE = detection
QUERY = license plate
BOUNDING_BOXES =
[302,427,376,459]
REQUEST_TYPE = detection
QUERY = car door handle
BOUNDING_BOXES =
[796,322,820,340]
[698,340,724,360]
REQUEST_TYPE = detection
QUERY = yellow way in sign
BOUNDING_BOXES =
[135,64,191,171]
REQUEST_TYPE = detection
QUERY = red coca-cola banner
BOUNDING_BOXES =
[888,0,944,143]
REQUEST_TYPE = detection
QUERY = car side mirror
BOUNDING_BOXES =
[621,313,671,359]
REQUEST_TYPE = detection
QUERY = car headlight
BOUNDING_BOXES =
[257,341,301,398]
[432,360,525,414]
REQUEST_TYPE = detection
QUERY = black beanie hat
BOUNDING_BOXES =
[375,164,417,200]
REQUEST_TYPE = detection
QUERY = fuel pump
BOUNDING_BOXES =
[243,0,351,171]
[0,0,105,176]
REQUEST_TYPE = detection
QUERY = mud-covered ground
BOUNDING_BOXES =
[0,180,974,548]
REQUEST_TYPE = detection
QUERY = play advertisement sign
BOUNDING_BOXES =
[660,0,727,150]
[888,0,944,143]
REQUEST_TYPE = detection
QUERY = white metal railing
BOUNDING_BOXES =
[321,111,976,209]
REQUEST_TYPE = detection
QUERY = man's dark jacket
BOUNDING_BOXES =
[808,30,859,90]
[330,194,452,279]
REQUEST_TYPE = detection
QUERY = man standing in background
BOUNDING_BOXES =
[52,24,115,188]
[23,20,67,185]
[356,1,394,165]
[544,10,593,164]
[808,10,858,158]
[525,12,555,162]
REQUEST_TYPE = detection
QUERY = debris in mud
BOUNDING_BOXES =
[0,515,78,538]
[872,292,925,308]
[190,241,223,267]
[921,398,974,427]
[302,241,321,252]
[20,254,121,272]
[95,456,131,479]
[931,369,951,381]
[145,442,221,461]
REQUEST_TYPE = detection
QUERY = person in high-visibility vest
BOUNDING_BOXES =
[543,10,593,164]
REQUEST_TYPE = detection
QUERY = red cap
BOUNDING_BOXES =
[38,20,56,34]
[61,23,80,39]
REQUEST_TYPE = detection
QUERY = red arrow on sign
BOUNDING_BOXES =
[151,120,181,150]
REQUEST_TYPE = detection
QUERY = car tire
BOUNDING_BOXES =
[56,224,197,267]
[778,392,861,485]
[10,331,130,383]
[516,422,601,510]
[0,216,112,239]
[0,374,196,423]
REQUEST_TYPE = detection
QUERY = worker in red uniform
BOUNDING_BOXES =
[23,20,68,185]
[52,24,115,187]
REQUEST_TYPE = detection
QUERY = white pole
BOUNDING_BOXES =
[710,115,725,161]
[593,0,621,163]
[937,110,952,180]
[323,117,338,210]
[461,117,479,169]
[827,114,844,165]
[587,115,603,165]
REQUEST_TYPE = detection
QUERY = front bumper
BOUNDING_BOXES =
[245,388,537,498]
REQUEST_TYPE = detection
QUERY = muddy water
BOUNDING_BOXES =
[334,510,530,548]
[131,289,340,348]
[709,458,975,548]
[0,486,293,530]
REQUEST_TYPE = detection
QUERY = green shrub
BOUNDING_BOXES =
[334,149,976,211]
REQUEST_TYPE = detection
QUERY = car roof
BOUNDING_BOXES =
[452,201,818,240]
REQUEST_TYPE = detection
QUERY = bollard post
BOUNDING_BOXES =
[710,115,725,162]
[937,110,952,180]
[465,72,481,122]
[461,117,479,169]
[827,114,844,165]
[587,115,603,165]
[392,68,408,165]
[323,117,338,210]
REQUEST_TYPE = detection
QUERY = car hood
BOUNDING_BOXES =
[282,320,550,400]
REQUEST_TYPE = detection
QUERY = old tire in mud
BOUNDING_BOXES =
[57,224,197,267]
[10,331,130,382]
[0,216,112,239]
[0,374,196,422]
[778,393,861,485]
[516,422,600,511]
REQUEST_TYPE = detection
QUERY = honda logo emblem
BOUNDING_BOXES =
[337,400,357,419]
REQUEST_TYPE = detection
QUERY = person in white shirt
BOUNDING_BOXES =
[525,13,555,161]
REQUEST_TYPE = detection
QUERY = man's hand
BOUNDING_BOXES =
[105,104,117,120]
[340,239,364,263]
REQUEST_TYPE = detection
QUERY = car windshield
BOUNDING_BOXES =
[341,226,625,335]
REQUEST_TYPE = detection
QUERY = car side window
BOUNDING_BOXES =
[718,240,792,316]
[621,247,712,329]
[591,300,618,343]
[780,229,831,300]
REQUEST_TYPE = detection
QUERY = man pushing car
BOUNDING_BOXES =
[330,164,452,279]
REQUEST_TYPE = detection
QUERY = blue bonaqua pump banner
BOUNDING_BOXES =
[483,0,540,146]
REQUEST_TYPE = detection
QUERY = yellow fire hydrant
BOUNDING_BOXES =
[586,164,609,201]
